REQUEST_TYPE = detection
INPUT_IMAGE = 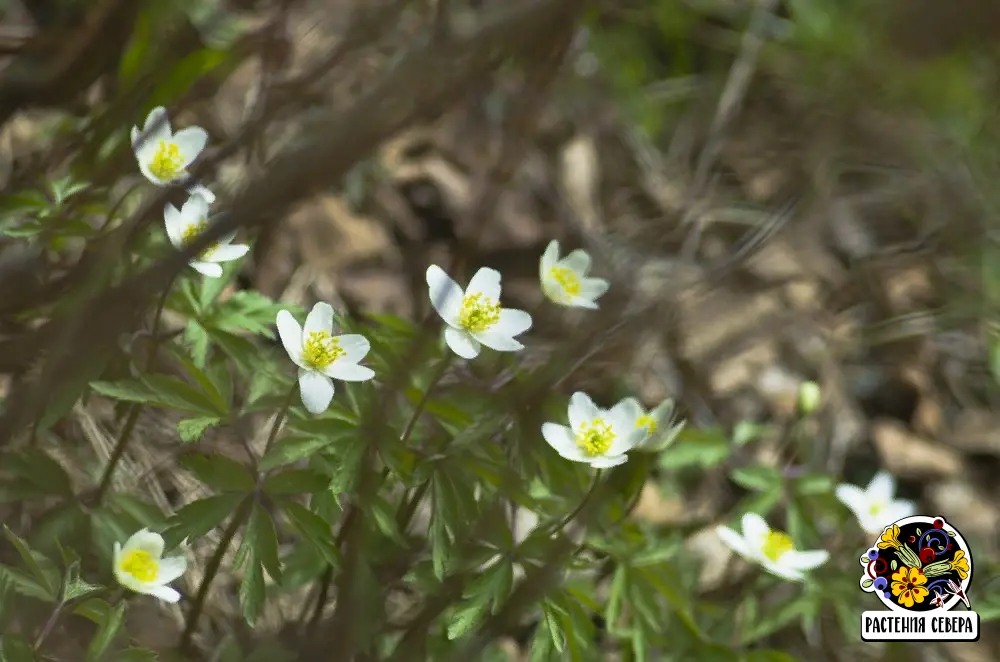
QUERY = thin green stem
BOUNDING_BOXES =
[179,496,253,653]
[399,355,452,446]
[549,469,603,536]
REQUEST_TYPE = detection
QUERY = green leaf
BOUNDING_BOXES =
[280,500,339,568]
[168,350,230,415]
[794,473,833,495]
[542,601,566,653]
[260,433,346,472]
[62,560,103,603]
[3,449,73,498]
[116,648,159,662]
[143,374,226,417]
[246,505,282,582]
[239,557,266,626]
[183,320,210,367]
[447,598,490,640]
[162,493,247,549]
[0,564,57,602]
[177,416,221,443]
[90,376,220,416]
[730,466,783,492]
[86,600,126,662]
[658,428,731,469]
[741,595,807,644]
[0,634,36,662]
[263,469,328,495]
[179,453,255,493]
[2,527,58,600]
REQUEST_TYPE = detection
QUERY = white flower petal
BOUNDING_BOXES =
[427,265,464,325]
[650,400,675,426]
[333,334,370,363]
[740,513,770,551]
[143,107,170,134]
[559,249,591,275]
[304,302,335,337]
[541,423,585,460]
[540,240,560,278]
[606,426,643,456]
[466,267,502,301]
[579,277,609,301]
[590,454,628,469]
[122,529,165,558]
[149,585,182,603]
[715,526,753,560]
[164,203,185,248]
[762,559,805,582]
[472,328,524,353]
[835,483,868,521]
[611,398,644,430]
[444,326,480,359]
[493,308,532,338]
[130,125,140,147]
[867,471,896,503]
[276,310,305,365]
[568,392,599,431]
[299,370,335,414]
[784,549,829,572]
[324,362,375,382]
[206,243,249,263]
[156,556,187,584]
[187,183,216,204]
[180,194,210,224]
[569,296,599,310]
[190,261,223,278]
[172,127,208,165]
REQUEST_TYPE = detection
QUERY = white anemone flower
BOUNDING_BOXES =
[539,240,609,309]
[426,265,532,360]
[277,302,376,415]
[541,392,646,468]
[614,396,685,451]
[113,529,187,603]
[186,183,216,204]
[131,106,208,186]
[835,470,916,536]
[716,512,829,582]
[164,194,249,278]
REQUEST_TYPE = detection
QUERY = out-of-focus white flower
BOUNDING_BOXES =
[426,265,532,360]
[835,470,916,536]
[541,392,645,468]
[113,529,187,603]
[276,302,375,415]
[164,194,248,278]
[539,240,609,309]
[797,381,822,414]
[131,106,208,186]
[716,512,829,582]
[614,396,685,451]
[186,183,216,204]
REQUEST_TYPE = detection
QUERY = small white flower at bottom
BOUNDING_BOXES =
[276,302,375,415]
[614,396,685,451]
[164,194,249,278]
[113,529,187,603]
[835,470,916,536]
[539,240,609,309]
[426,265,532,360]
[131,106,208,187]
[541,392,646,468]
[715,512,829,582]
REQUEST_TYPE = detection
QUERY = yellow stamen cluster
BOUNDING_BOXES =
[549,266,581,296]
[458,293,501,332]
[761,531,794,563]
[576,418,614,457]
[149,140,184,181]
[180,220,218,259]
[302,330,344,369]
[868,502,884,517]
[120,549,159,583]
[636,414,657,435]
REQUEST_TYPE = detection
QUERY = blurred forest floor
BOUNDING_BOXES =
[2,0,1000,659]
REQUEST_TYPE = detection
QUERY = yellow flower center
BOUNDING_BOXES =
[636,414,657,435]
[302,330,344,369]
[868,502,884,517]
[149,140,184,181]
[120,549,159,583]
[576,418,615,457]
[548,266,581,296]
[761,531,794,563]
[458,293,501,332]
[180,220,218,259]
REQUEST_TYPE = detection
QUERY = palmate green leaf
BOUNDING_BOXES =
[246,505,282,583]
[541,601,566,654]
[207,329,262,377]
[167,348,230,415]
[2,448,73,498]
[429,510,452,580]
[183,320,210,367]
[86,600,126,662]
[280,500,339,568]
[179,453,255,493]
[90,375,222,417]
[658,428,731,469]
[263,469,328,496]
[62,560,103,603]
[177,416,222,442]
[2,527,59,601]
[369,496,408,547]
[446,597,490,640]
[0,564,55,603]
[0,634,36,662]
[239,554,266,627]
[259,435,331,472]
[740,593,809,644]
[162,493,247,549]
[207,290,289,338]
[729,465,783,492]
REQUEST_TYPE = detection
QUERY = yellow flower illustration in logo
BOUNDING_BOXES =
[949,550,970,580]
[877,524,902,550]
[891,566,929,608]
